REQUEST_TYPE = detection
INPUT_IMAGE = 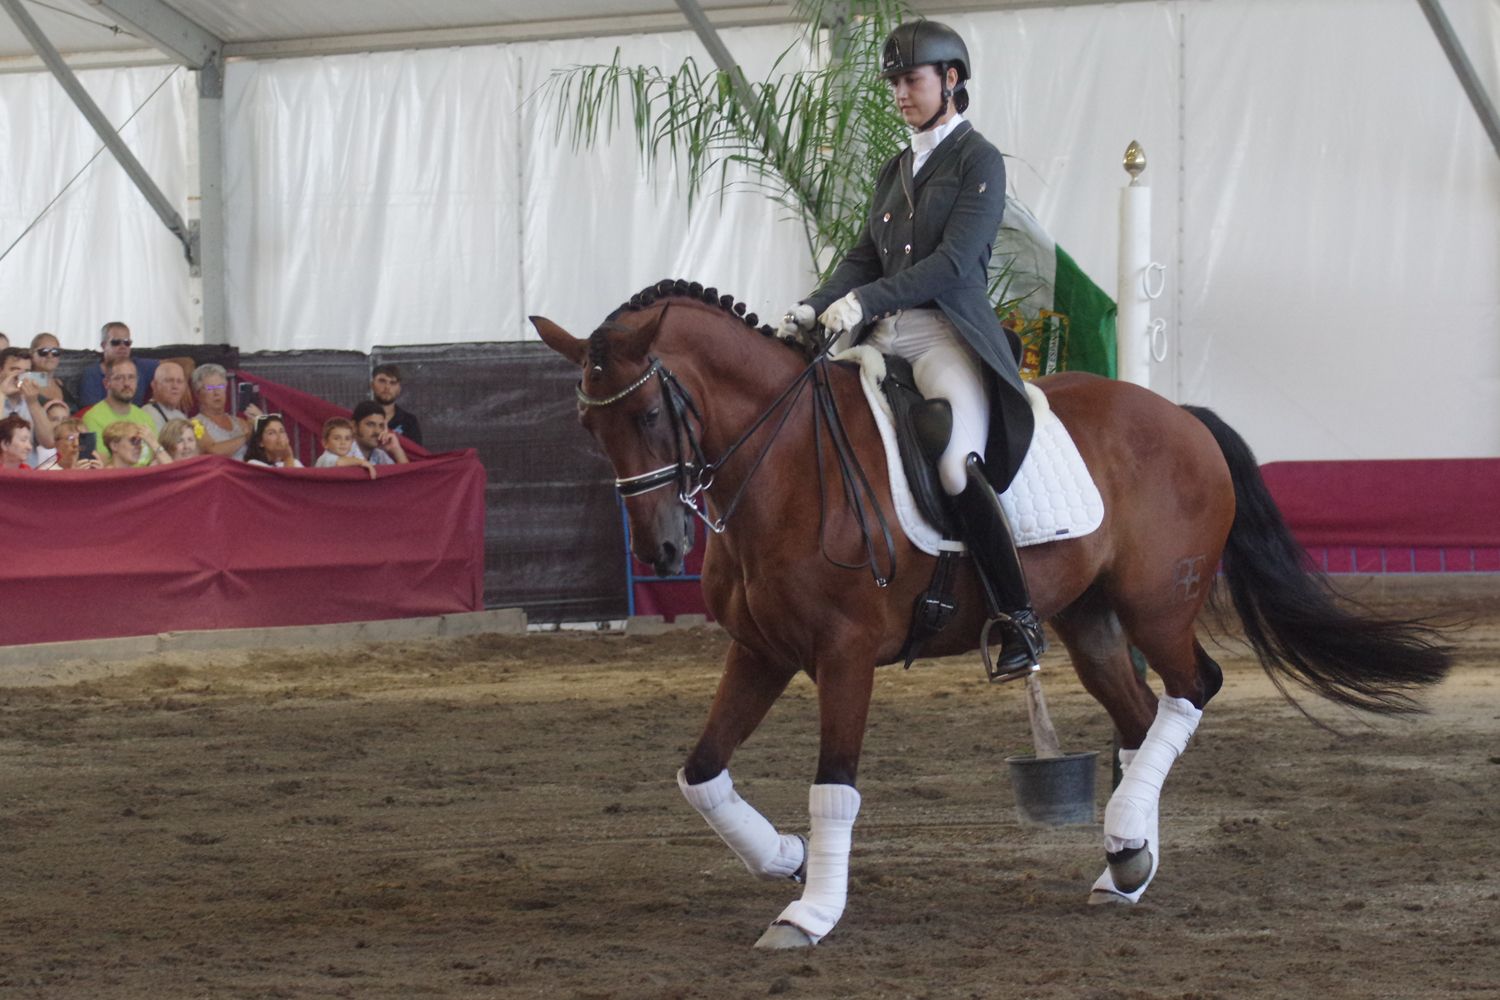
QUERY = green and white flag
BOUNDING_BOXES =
[992,198,1117,380]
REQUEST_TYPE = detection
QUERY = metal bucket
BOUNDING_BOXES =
[1005,750,1099,826]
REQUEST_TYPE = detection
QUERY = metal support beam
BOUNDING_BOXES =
[1,0,195,261]
[86,0,219,68]
[194,55,226,343]
[1415,0,1500,161]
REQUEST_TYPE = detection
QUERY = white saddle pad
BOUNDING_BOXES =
[836,345,1105,557]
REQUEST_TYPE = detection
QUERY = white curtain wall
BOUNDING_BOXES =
[0,1,1496,461]
[0,64,195,349]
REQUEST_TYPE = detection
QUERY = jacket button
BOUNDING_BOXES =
[882,212,891,223]
[903,244,912,254]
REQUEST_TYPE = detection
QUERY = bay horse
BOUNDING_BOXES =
[532,279,1450,949]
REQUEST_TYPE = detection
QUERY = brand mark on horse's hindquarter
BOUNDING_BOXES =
[1175,556,1206,601]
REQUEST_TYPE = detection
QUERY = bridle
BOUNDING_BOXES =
[574,329,897,586]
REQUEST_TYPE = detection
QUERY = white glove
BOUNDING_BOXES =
[818,292,864,336]
[777,303,816,341]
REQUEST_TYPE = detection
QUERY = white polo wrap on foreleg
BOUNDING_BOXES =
[1104,695,1201,853]
[773,783,861,945]
[678,769,806,881]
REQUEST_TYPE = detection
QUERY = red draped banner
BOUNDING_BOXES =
[1,452,485,647]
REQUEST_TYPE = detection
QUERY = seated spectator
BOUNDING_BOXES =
[370,363,423,445]
[29,333,79,411]
[36,417,102,471]
[351,401,409,465]
[314,417,376,477]
[157,418,202,461]
[81,358,156,465]
[0,413,33,469]
[31,398,70,468]
[245,414,304,468]
[77,322,158,408]
[190,363,254,460]
[1,346,56,462]
[146,360,191,429]
[101,421,170,469]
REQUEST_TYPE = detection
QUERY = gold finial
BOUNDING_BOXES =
[1123,140,1147,181]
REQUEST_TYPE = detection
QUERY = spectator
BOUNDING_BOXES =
[146,360,191,429]
[37,417,102,471]
[101,421,170,469]
[351,400,408,465]
[157,418,201,461]
[81,358,156,465]
[32,399,69,468]
[29,333,79,411]
[1,346,56,461]
[314,417,376,477]
[77,322,158,407]
[190,363,253,459]
[0,413,33,469]
[370,363,423,445]
[245,414,303,468]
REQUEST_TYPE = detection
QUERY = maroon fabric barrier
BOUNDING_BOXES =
[0,452,485,647]
[1262,459,1500,548]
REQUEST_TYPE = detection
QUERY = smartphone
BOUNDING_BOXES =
[236,380,262,412]
[78,431,97,462]
[20,371,48,387]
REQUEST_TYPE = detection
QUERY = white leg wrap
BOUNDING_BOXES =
[1104,695,1201,853]
[773,783,861,944]
[1091,696,1201,905]
[678,769,806,881]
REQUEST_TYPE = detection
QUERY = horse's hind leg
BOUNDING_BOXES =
[1050,588,1156,747]
[1086,596,1222,905]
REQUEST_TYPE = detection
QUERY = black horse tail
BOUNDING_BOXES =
[1183,405,1452,715]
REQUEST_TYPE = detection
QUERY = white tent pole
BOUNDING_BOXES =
[1116,140,1151,388]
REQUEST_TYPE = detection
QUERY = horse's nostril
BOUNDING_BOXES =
[660,542,678,564]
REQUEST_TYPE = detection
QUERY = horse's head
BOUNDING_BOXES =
[532,308,696,577]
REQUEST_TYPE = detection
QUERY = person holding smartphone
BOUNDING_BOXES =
[37,419,103,471]
[0,347,56,463]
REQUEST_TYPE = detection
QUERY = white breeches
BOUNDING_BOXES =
[865,310,989,496]
[678,769,806,880]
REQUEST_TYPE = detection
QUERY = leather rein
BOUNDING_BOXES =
[575,333,897,587]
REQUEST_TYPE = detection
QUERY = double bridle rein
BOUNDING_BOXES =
[575,335,897,587]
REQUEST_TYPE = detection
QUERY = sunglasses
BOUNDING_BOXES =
[34,348,61,358]
[108,339,132,348]
[253,412,285,428]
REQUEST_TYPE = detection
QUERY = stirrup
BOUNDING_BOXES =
[979,612,1043,684]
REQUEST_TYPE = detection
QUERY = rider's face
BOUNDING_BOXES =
[888,65,953,130]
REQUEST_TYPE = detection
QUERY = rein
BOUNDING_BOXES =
[576,332,897,587]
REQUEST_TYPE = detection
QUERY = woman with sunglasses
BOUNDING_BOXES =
[29,333,79,411]
[189,363,254,460]
[245,414,303,468]
[101,421,171,469]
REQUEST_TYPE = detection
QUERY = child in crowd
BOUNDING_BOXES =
[314,417,376,478]
[157,418,201,461]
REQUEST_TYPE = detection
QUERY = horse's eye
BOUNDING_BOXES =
[641,407,661,428]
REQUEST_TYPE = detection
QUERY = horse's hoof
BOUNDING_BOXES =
[1106,843,1154,894]
[754,922,815,950]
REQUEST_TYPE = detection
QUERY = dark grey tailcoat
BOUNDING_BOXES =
[805,120,1033,490]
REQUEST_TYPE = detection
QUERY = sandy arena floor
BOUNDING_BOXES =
[1,599,1497,999]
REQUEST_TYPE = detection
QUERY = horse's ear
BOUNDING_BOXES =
[614,305,668,364]
[531,316,587,366]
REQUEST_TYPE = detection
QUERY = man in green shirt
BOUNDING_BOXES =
[82,358,155,466]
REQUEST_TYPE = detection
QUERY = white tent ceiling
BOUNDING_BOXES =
[0,0,1119,66]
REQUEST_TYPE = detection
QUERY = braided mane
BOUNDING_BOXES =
[606,277,780,335]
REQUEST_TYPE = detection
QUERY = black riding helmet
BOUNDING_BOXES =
[880,20,971,130]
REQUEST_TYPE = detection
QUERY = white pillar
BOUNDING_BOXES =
[1116,140,1151,389]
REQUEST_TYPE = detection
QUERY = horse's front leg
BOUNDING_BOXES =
[756,646,876,950]
[678,641,806,883]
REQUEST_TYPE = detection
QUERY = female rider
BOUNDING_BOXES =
[778,20,1042,678]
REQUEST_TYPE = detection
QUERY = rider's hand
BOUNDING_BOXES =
[776,303,816,344]
[818,292,864,337]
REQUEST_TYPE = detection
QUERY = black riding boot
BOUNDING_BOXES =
[950,452,1046,682]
